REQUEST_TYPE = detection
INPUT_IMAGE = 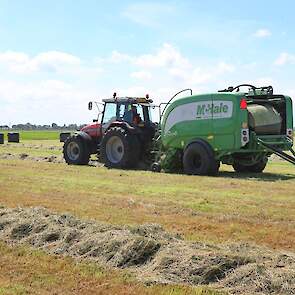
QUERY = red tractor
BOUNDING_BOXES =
[63,94,157,168]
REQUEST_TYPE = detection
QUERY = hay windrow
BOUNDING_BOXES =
[0,206,295,294]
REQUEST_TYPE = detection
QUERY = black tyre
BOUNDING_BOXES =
[101,127,140,169]
[233,157,267,173]
[232,162,249,173]
[63,136,90,165]
[248,158,267,173]
[183,140,219,176]
[151,162,161,172]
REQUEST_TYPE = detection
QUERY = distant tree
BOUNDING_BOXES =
[0,125,9,130]
[67,124,78,130]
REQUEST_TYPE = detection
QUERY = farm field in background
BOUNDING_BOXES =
[1,130,67,140]
[0,133,295,294]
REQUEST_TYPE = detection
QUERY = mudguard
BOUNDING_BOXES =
[107,121,140,134]
[75,131,97,154]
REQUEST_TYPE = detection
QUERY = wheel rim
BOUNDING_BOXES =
[106,136,124,164]
[67,141,80,161]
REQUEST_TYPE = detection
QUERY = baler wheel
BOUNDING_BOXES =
[232,162,248,173]
[151,162,161,172]
[183,140,218,176]
[233,158,267,173]
[63,136,90,165]
[248,158,268,173]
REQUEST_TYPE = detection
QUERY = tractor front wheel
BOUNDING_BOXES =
[63,136,90,165]
[101,127,140,169]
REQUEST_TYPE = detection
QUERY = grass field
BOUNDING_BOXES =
[1,130,67,140]
[0,136,295,294]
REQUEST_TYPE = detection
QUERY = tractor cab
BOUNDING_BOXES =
[100,95,155,132]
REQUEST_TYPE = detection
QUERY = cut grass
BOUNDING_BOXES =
[0,138,295,294]
[0,141,63,157]
[0,157,294,250]
[0,241,220,295]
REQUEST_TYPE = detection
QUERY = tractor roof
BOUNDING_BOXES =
[102,97,153,104]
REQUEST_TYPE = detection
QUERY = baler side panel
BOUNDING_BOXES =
[161,95,213,149]
[211,94,239,151]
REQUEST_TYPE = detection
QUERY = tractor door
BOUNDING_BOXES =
[101,102,117,133]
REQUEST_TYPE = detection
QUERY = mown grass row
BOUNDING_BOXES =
[0,242,220,295]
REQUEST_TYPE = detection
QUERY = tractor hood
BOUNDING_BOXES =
[81,123,101,138]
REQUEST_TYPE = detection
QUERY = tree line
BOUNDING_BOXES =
[0,123,87,130]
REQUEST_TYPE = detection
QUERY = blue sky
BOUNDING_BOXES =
[0,0,295,124]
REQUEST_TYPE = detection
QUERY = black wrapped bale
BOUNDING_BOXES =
[60,132,71,143]
[8,132,20,143]
[248,104,282,135]
[0,133,4,144]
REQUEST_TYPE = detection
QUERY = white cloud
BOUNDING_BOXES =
[31,51,81,72]
[253,29,272,38]
[104,43,191,70]
[0,50,81,73]
[0,51,29,64]
[122,3,175,27]
[130,71,152,80]
[0,45,240,125]
[134,43,191,69]
[100,44,235,89]
[0,78,95,125]
[109,50,133,63]
[274,52,295,66]
[169,61,235,85]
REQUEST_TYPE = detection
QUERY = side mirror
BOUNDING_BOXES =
[88,102,93,110]
[93,119,98,123]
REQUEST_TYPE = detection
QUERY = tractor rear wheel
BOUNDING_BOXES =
[101,127,140,169]
[63,136,90,165]
[183,140,218,176]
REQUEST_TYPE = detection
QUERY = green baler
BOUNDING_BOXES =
[157,85,294,175]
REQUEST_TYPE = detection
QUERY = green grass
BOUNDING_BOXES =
[0,137,295,294]
[1,130,69,140]
[0,154,295,249]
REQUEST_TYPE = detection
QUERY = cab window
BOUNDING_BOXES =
[102,103,117,124]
